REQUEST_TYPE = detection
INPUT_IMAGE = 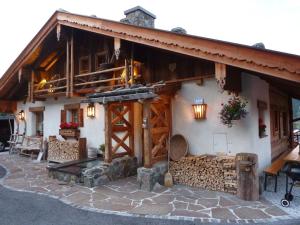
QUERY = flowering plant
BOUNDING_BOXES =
[220,96,248,127]
[60,122,79,129]
[259,118,266,136]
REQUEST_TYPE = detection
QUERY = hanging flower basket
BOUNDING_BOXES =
[220,96,248,128]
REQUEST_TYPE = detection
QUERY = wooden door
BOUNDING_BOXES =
[108,102,134,159]
[150,96,171,164]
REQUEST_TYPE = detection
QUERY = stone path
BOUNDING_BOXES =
[0,152,297,223]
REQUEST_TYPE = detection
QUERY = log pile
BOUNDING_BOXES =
[169,154,237,194]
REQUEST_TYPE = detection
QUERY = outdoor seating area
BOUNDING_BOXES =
[0,152,297,223]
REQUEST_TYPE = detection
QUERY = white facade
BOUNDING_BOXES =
[17,73,273,173]
[172,73,271,172]
[17,97,105,150]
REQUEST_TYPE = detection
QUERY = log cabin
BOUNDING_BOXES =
[0,6,300,190]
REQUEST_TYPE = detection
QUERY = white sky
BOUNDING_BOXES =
[0,0,299,76]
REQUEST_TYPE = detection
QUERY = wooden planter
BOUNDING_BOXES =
[59,129,80,140]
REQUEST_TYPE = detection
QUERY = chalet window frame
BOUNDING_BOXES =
[79,56,90,74]
[61,103,84,127]
[29,106,45,136]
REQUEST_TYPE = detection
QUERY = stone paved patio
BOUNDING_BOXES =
[0,152,298,223]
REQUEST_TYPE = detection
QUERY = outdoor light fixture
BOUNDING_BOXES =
[18,110,25,121]
[192,98,207,120]
[87,103,95,118]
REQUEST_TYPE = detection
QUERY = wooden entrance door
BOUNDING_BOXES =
[107,102,134,160]
[150,96,171,164]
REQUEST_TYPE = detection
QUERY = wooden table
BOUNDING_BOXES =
[283,146,300,192]
[284,146,300,163]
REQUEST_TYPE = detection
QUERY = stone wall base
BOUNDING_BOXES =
[82,156,138,187]
[137,161,168,191]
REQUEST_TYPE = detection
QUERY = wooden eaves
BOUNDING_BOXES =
[1,10,300,99]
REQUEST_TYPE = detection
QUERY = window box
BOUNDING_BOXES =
[59,128,80,140]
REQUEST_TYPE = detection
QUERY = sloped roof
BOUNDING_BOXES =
[1,10,300,98]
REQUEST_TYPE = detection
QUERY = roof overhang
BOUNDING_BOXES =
[1,10,300,99]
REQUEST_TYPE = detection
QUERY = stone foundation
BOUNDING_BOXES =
[137,161,168,191]
[82,156,138,187]
[48,156,138,188]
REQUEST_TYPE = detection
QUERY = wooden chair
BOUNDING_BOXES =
[18,136,43,159]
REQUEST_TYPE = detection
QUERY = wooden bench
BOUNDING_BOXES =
[264,151,290,192]
[18,136,43,158]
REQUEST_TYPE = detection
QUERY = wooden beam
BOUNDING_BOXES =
[66,38,70,97]
[143,100,152,168]
[104,104,112,163]
[30,70,35,102]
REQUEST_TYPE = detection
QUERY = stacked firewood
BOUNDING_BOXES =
[48,140,79,162]
[169,154,237,194]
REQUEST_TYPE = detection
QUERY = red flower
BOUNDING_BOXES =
[60,122,79,129]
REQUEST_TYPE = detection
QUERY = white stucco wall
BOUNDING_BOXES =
[17,97,105,150]
[172,74,271,173]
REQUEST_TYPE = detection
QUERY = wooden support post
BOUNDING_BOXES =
[134,102,143,164]
[129,103,134,156]
[143,100,152,168]
[27,81,31,103]
[104,104,112,163]
[30,70,35,102]
[288,96,293,147]
[70,33,74,97]
[125,59,129,88]
[215,62,226,89]
[66,38,70,97]
[79,138,87,159]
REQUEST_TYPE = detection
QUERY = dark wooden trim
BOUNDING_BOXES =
[29,106,45,112]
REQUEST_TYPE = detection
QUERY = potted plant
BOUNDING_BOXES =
[59,122,80,139]
[259,118,267,137]
[220,96,248,127]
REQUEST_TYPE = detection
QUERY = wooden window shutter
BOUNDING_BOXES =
[79,108,84,127]
[61,110,66,124]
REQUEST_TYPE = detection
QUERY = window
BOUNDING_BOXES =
[35,112,44,136]
[79,56,90,74]
[61,104,84,127]
[257,100,267,138]
[29,107,45,136]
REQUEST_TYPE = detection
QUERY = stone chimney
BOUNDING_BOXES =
[120,6,156,28]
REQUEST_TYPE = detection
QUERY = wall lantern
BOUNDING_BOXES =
[192,98,207,120]
[87,103,95,118]
[18,110,25,121]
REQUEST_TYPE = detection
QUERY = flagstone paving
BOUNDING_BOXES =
[0,152,299,223]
